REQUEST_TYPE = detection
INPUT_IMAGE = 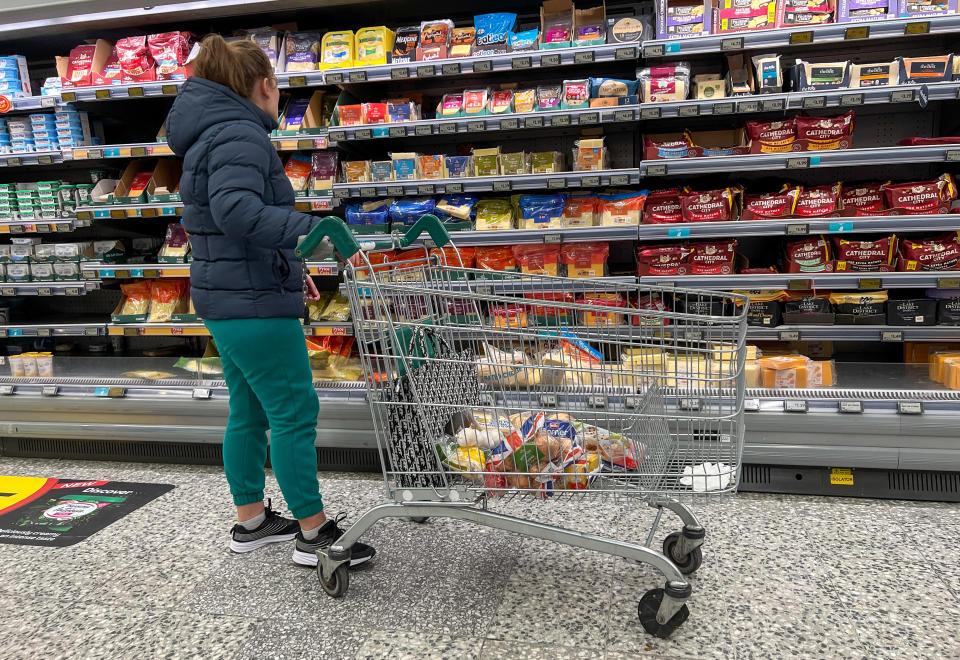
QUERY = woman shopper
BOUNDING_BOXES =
[166,34,374,567]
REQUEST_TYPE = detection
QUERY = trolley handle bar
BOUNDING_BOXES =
[296,214,451,260]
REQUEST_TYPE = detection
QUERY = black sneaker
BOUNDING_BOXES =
[291,513,376,567]
[229,499,299,553]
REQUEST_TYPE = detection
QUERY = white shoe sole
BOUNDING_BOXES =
[292,548,374,567]
[230,532,298,553]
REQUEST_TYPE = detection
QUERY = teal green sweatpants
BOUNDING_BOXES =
[205,317,323,520]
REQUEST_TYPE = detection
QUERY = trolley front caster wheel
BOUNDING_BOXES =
[638,588,690,639]
[663,531,703,575]
[318,563,349,598]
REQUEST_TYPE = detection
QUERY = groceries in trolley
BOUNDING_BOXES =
[439,405,644,496]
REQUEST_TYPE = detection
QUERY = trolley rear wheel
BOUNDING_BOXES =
[663,532,703,575]
[318,564,349,598]
[638,588,690,638]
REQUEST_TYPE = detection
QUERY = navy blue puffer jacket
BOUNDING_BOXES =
[166,77,317,319]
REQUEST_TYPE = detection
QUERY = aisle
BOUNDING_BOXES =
[0,456,956,659]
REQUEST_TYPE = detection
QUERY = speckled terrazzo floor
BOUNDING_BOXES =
[0,456,958,660]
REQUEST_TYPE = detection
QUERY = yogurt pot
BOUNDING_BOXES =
[36,352,53,377]
[21,352,38,377]
[8,353,24,377]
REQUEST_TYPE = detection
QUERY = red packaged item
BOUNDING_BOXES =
[679,187,740,223]
[636,244,690,276]
[793,183,841,218]
[429,246,476,268]
[742,187,800,220]
[740,266,779,274]
[349,250,393,279]
[784,236,834,273]
[475,246,517,273]
[512,244,563,276]
[643,189,683,224]
[115,36,155,82]
[882,174,957,215]
[560,242,610,278]
[148,31,195,80]
[898,233,960,271]
[834,235,898,272]
[631,293,671,326]
[840,183,889,217]
[525,292,576,320]
[361,103,388,124]
[688,240,737,275]
[795,111,855,151]
[91,53,123,86]
[746,118,797,153]
[65,44,99,86]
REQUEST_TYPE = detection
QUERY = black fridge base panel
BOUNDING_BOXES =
[740,464,960,502]
[0,437,382,472]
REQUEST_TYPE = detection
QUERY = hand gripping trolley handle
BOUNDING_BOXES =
[297,215,749,638]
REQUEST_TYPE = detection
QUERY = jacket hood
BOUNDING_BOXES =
[166,77,278,157]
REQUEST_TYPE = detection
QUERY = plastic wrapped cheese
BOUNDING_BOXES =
[355,26,394,65]
[320,31,355,69]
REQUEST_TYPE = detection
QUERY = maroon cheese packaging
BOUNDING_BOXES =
[643,189,684,224]
[636,244,690,276]
[834,235,897,272]
[678,187,742,223]
[898,233,960,272]
[687,240,737,274]
[742,186,800,220]
[840,182,889,216]
[882,174,957,215]
[793,183,841,218]
[784,236,834,273]
[746,111,855,153]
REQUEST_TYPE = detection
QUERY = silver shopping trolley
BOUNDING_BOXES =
[296,215,748,638]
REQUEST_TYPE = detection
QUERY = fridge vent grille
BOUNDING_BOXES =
[888,471,960,495]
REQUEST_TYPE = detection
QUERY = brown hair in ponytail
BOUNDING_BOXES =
[192,33,274,98]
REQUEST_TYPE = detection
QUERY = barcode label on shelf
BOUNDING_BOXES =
[712,102,735,115]
[762,99,785,112]
[898,401,923,414]
[721,38,744,51]
[547,178,565,189]
[891,89,915,103]
[679,398,701,411]
[840,93,864,106]
[610,174,630,186]
[387,186,405,196]
[615,47,637,60]
[391,67,410,80]
[438,123,456,134]
[0,385,13,395]
[581,176,600,186]
[500,118,519,130]
[416,185,434,195]
[416,65,436,77]
[641,107,661,119]
[444,183,463,194]
[744,398,760,412]
[511,57,532,69]
[678,105,699,117]
[647,164,668,176]
[540,53,561,67]
[738,101,760,113]
[946,150,960,162]
[779,330,800,341]
[540,393,558,407]
[938,277,960,289]
[288,76,306,87]
[580,112,599,124]
[41,385,58,397]
[441,63,461,76]
[552,115,571,127]
[415,125,433,136]
[574,50,595,64]
[802,96,827,109]
[473,60,493,73]
[613,109,634,122]
[881,330,903,342]
[328,131,346,141]
[785,400,807,412]
[587,395,606,408]
[844,25,869,40]
[785,223,809,235]
[192,388,212,400]
[905,21,929,34]
[525,116,544,128]
[786,157,810,169]
[839,401,863,413]
[859,278,882,289]
[643,44,665,57]
[789,31,814,44]
[354,129,373,140]
[493,180,512,191]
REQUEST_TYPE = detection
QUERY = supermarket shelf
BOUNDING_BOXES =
[412,224,640,246]
[83,263,190,279]
[59,81,184,103]
[641,144,960,176]
[326,106,641,143]
[640,271,960,289]
[271,134,331,151]
[285,42,641,86]
[75,203,183,220]
[641,14,960,58]
[333,169,641,199]
[104,322,352,337]
[0,322,106,337]
[635,213,960,241]
[638,82,960,119]
[0,150,64,168]
[3,95,59,113]
[0,281,99,296]
[746,325,960,342]
[70,142,174,160]
[0,219,75,234]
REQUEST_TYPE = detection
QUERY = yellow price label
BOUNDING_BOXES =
[830,468,854,486]
[95,88,111,99]
[789,31,814,44]
[905,21,930,34]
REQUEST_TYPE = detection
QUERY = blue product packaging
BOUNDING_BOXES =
[0,69,19,82]
[519,194,566,226]
[445,155,473,178]
[281,98,310,130]
[0,56,20,69]
[370,161,394,182]
[589,77,641,98]
[474,12,517,55]
[387,102,412,123]
[434,194,479,223]
[389,198,436,227]
[345,200,390,226]
[392,157,417,181]
[508,28,540,51]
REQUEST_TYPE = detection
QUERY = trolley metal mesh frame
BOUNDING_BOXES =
[297,217,749,638]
